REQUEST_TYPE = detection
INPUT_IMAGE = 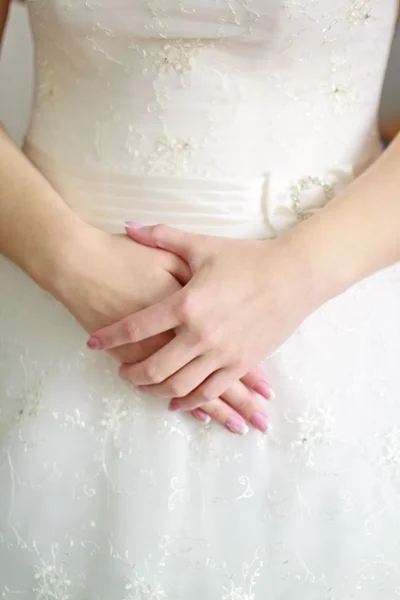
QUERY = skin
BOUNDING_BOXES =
[0,0,272,435]
[91,131,400,411]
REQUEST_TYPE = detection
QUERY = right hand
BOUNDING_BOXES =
[55,226,272,434]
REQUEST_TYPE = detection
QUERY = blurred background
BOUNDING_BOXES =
[0,2,399,145]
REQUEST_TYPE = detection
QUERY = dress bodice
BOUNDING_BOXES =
[24,1,398,236]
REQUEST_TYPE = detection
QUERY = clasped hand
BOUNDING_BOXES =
[62,227,273,435]
[87,223,314,431]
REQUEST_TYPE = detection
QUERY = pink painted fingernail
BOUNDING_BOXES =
[253,381,275,400]
[125,221,143,230]
[87,336,103,350]
[249,411,268,434]
[169,399,181,412]
[225,416,249,436]
[191,409,211,424]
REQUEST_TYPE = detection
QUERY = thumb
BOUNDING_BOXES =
[125,222,201,263]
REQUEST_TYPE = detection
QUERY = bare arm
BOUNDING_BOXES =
[0,3,271,432]
[0,0,92,296]
[291,132,400,304]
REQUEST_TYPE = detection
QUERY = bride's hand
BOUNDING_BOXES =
[59,226,271,433]
[89,223,316,411]
[58,229,186,333]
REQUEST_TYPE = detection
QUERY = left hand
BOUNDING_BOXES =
[89,223,316,411]
[66,229,271,433]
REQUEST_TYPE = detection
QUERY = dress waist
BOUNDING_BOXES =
[24,142,372,240]
[24,143,274,239]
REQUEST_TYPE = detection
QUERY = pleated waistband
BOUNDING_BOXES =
[24,143,274,239]
[25,142,370,239]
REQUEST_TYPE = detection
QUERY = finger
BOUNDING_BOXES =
[119,332,201,388]
[190,398,249,435]
[240,368,275,400]
[221,381,268,433]
[172,366,239,412]
[87,294,182,350]
[109,331,175,363]
[125,223,206,264]
[124,223,161,249]
[170,258,192,286]
[124,223,192,285]
[142,352,221,398]
[190,408,211,424]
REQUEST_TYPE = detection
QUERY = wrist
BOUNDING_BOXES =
[275,221,343,314]
[279,204,366,312]
[31,219,105,302]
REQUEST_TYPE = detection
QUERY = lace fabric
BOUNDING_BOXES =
[1,1,400,598]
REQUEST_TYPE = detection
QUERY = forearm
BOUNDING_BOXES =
[0,126,91,296]
[288,133,400,305]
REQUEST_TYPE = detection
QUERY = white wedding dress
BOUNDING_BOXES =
[1,1,400,597]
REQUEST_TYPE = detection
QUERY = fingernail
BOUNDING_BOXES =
[169,399,181,412]
[192,409,211,424]
[253,381,274,400]
[249,411,268,433]
[87,336,103,350]
[225,416,249,436]
[125,221,143,230]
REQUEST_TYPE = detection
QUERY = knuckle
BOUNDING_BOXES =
[122,319,137,342]
[198,387,216,404]
[175,292,198,323]
[196,323,218,347]
[168,380,188,398]
[213,344,231,363]
[234,356,249,374]
[142,363,162,384]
